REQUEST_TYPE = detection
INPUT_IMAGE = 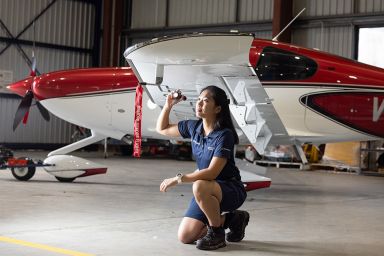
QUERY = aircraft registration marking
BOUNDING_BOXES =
[373,97,384,122]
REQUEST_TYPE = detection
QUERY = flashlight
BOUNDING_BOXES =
[172,91,187,100]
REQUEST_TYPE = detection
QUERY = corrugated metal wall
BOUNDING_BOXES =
[0,0,96,145]
[131,0,273,29]
[357,0,384,13]
[0,96,73,144]
[292,26,354,58]
[1,0,94,49]
[0,0,94,79]
[239,0,273,22]
[291,0,384,58]
[253,30,273,39]
[293,0,354,16]
[131,0,167,28]
[129,0,384,27]
[294,0,384,16]
[126,0,384,62]
[168,0,237,26]
[0,44,92,83]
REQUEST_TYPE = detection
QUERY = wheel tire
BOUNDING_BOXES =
[55,176,76,183]
[11,158,36,181]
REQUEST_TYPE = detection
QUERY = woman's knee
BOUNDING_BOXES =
[178,230,195,244]
[192,180,211,198]
[178,218,206,244]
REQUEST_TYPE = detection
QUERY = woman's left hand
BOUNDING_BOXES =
[160,177,178,192]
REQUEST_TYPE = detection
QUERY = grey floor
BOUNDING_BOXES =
[1,150,384,256]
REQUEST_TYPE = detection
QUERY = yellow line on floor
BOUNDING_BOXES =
[0,236,94,256]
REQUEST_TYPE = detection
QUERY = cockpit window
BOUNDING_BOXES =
[254,46,317,81]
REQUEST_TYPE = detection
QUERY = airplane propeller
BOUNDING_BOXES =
[12,86,51,131]
[13,91,33,131]
[36,101,50,121]
[12,32,50,131]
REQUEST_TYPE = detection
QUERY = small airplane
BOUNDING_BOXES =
[6,32,384,187]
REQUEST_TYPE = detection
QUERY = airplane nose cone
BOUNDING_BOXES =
[7,77,34,97]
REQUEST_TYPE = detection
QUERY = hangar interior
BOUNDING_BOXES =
[1,0,384,172]
[1,1,384,254]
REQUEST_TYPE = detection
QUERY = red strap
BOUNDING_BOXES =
[133,84,143,158]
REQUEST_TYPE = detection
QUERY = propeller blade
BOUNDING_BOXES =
[36,101,50,121]
[13,91,33,131]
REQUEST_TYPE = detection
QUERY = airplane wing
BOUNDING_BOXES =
[124,33,289,154]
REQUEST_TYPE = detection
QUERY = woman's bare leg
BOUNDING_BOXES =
[192,180,222,227]
[178,217,207,244]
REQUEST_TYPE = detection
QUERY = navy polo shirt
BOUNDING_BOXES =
[178,119,241,181]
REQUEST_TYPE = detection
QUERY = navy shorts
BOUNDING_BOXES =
[184,180,247,224]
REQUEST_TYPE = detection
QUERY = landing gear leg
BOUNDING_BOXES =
[294,144,308,169]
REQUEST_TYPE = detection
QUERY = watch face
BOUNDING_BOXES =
[177,173,183,183]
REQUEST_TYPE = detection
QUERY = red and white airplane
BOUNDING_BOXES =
[7,33,384,187]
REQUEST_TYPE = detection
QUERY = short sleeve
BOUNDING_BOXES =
[178,120,198,139]
[213,130,234,159]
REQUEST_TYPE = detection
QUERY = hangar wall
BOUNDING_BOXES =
[0,0,95,82]
[292,0,384,58]
[292,26,354,58]
[125,0,384,60]
[130,0,273,28]
[294,0,384,15]
[0,0,99,146]
[2,0,383,146]
[0,96,73,144]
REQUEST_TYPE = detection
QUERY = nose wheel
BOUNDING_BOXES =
[11,158,36,181]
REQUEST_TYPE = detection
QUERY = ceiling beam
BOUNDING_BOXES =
[272,0,293,43]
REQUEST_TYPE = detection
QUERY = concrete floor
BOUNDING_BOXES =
[1,150,384,256]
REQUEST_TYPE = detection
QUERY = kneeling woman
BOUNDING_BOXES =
[157,85,249,250]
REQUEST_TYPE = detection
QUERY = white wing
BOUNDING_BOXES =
[125,33,289,154]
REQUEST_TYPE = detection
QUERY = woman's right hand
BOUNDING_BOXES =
[165,89,185,109]
[156,89,184,137]
[160,177,178,192]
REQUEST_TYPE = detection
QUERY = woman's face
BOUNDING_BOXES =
[195,90,221,119]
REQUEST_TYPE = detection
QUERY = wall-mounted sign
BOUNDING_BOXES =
[0,70,13,94]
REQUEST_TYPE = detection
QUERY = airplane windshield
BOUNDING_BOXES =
[254,46,317,81]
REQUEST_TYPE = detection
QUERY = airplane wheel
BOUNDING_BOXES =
[11,158,36,181]
[55,176,76,183]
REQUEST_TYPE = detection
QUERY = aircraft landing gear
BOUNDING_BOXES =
[55,176,76,183]
[10,158,36,181]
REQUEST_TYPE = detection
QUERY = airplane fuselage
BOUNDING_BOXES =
[9,38,384,146]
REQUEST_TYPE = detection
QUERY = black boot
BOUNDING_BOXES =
[225,210,250,242]
[196,226,226,250]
